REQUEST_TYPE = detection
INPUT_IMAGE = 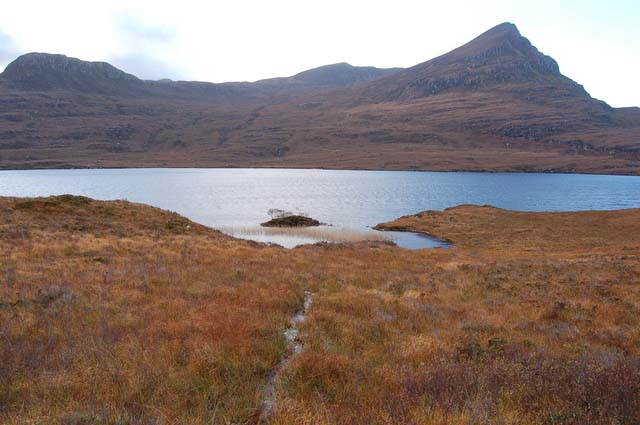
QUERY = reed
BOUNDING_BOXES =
[220,225,393,245]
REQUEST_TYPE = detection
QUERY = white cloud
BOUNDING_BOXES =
[109,53,185,81]
[0,30,22,69]
[107,15,186,80]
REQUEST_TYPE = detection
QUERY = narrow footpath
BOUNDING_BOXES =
[258,290,313,423]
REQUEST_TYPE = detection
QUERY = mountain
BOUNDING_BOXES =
[1,53,142,94]
[359,22,587,101]
[0,54,400,98]
[0,23,638,174]
[255,62,402,91]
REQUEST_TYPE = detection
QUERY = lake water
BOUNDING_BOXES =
[1,168,639,248]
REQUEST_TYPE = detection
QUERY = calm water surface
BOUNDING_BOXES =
[1,168,639,248]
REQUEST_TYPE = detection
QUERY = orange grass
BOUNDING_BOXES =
[1,197,639,424]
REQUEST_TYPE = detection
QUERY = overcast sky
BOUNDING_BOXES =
[0,0,638,106]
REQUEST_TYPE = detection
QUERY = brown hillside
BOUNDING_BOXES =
[0,23,638,173]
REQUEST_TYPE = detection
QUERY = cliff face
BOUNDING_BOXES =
[0,23,638,174]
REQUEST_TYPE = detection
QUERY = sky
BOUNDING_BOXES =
[0,0,638,107]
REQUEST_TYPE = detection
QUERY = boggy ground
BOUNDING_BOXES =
[1,196,639,424]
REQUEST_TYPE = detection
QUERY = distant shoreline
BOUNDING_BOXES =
[2,164,639,177]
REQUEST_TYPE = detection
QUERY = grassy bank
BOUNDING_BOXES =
[1,197,639,424]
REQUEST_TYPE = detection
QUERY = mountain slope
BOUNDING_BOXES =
[0,23,638,174]
[359,22,587,101]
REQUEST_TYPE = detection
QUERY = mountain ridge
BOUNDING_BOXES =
[0,54,402,98]
[0,22,638,174]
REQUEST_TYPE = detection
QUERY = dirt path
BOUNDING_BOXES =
[258,290,313,423]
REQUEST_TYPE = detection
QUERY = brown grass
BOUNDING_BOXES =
[1,197,639,424]
[375,204,640,255]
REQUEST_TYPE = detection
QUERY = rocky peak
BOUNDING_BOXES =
[439,23,559,74]
[1,52,140,92]
[360,22,569,101]
[480,22,521,39]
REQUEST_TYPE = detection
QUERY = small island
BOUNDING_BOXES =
[261,215,322,227]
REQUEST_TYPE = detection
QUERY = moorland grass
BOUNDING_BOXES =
[1,197,639,424]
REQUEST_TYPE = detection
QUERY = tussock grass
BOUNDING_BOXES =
[2,198,639,424]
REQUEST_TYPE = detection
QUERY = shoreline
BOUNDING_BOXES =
[2,164,640,177]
